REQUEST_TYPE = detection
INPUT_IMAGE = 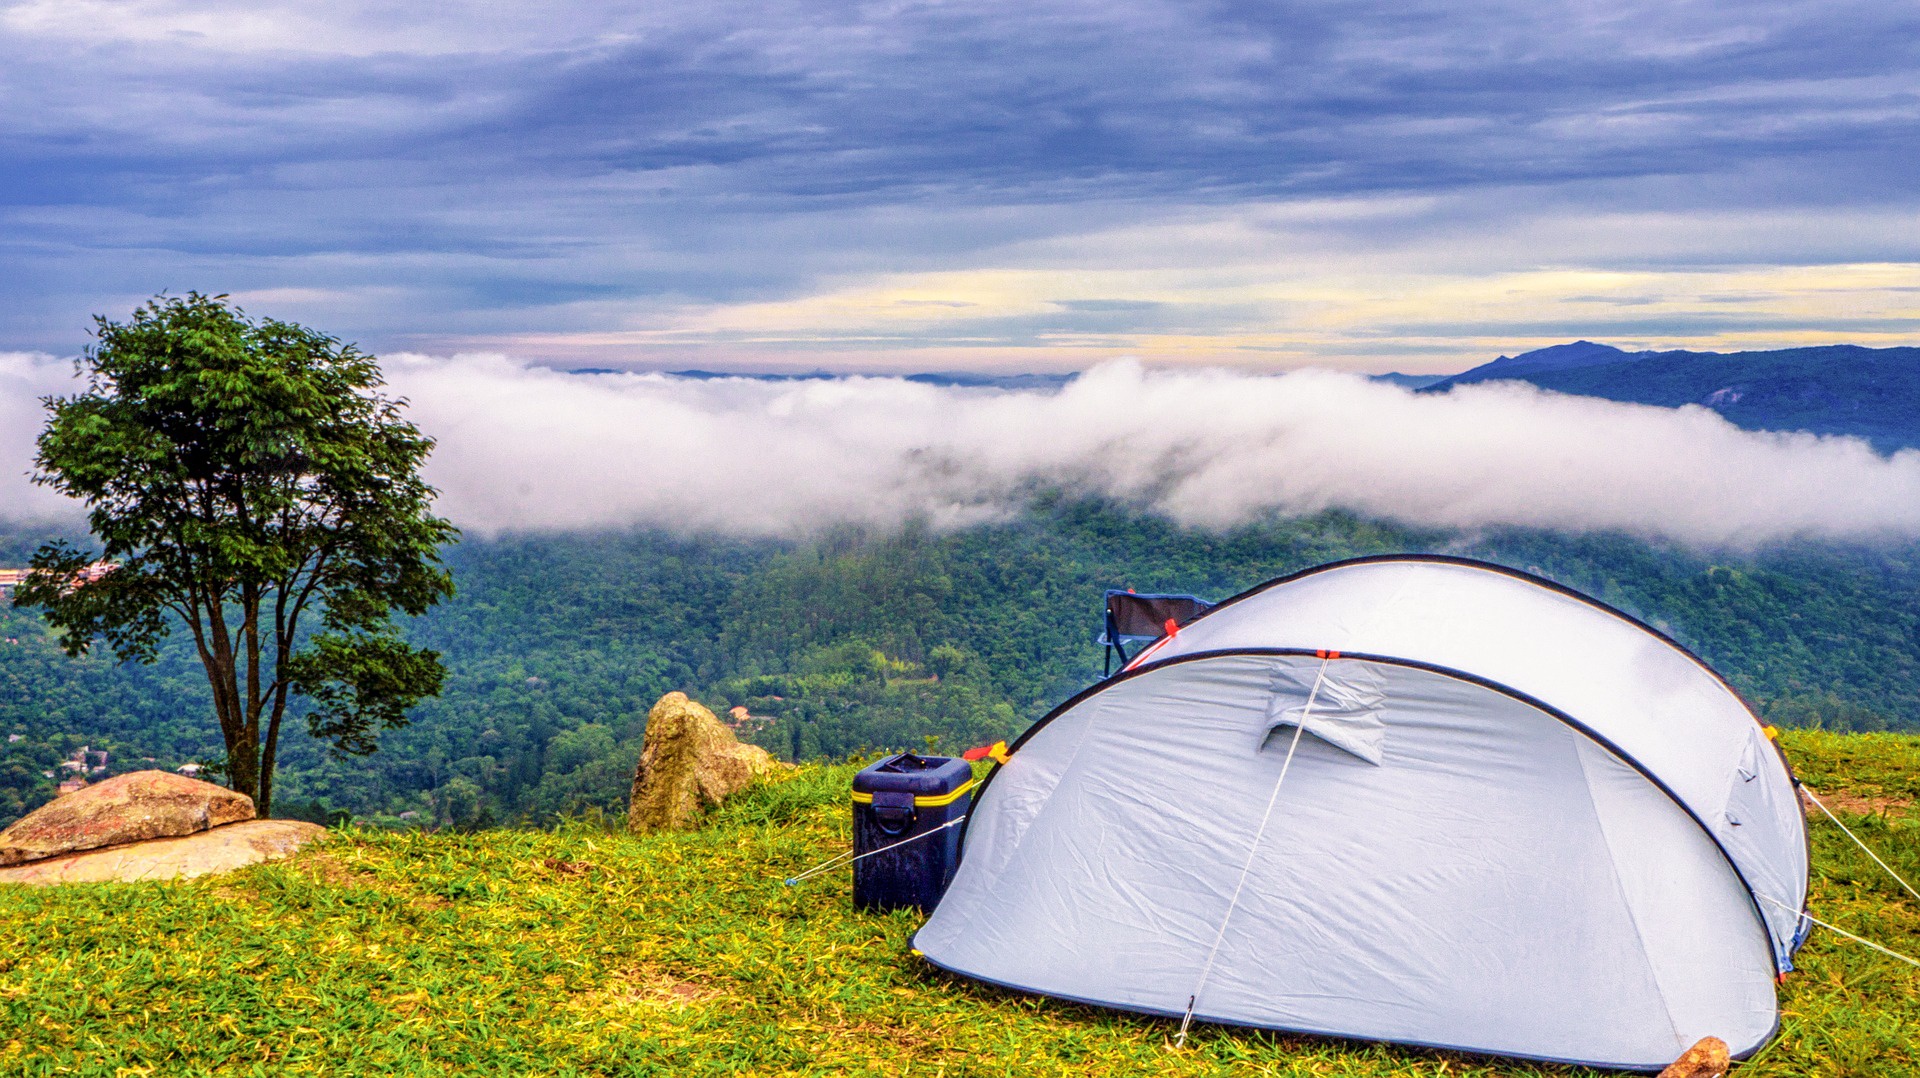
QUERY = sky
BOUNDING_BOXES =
[2,0,1917,374]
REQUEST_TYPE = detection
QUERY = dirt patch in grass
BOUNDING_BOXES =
[1801,784,1913,818]
[288,851,380,886]
[280,849,454,910]
[826,1018,940,1052]
[594,964,728,1009]
[538,857,597,877]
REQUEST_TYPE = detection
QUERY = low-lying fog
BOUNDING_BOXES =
[6,350,1919,549]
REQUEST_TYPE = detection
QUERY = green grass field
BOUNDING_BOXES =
[1,730,1915,1077]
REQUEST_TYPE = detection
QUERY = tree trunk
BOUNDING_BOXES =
[258,710,281,819]
[256,762,274,818]
[198,644,259,805]
[203,596,258,804]
[224,719,259,806]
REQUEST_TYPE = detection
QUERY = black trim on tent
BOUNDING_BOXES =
[956,645,1779,978]
[913,942,1779,1072]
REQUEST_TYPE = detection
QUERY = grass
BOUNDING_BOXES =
[0,732,1915,1077]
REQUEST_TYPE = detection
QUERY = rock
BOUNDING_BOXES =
[0,770,254,866]
[628,692,783,833]
[0,819,325,885]
[1657,1037,1731,1078]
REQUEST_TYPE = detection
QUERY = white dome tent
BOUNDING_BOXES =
[913,556,1810,1071]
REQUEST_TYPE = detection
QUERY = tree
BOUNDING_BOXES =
[17,293,457,815]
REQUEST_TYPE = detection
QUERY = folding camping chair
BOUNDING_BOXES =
[1099,589,1215,675]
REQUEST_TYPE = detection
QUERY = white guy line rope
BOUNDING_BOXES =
[1759,894,1920,970]
[782,814,968,886]
[1175,655,1331,1049]
[1802,787,1920,906]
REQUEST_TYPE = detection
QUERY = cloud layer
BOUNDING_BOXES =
[9,351,1920,547]
[373,356,1920,547]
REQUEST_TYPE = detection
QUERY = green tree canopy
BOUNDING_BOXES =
[17,293,456,814]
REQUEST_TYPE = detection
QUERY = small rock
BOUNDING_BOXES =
[0,770,254,866]
[0,819,325,885]
[1657,1037,1731,1078]
[627,692,784,833]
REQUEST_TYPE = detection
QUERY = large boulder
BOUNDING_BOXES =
[0,770,255,866]
[628,692,783,833]
[0,820,324,885]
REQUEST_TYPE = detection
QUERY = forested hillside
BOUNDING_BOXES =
[5,503,1919,827]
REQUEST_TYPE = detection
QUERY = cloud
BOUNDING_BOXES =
[10,348,1920,548]
[1,1,1917,361]
[0,352,83,523]
[8,349,1920,547]
[353,354,1920,548]
[501,238,1917,374]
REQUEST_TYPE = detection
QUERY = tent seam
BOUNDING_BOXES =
[933,691,1110,949]
[1570,735,1686,1053]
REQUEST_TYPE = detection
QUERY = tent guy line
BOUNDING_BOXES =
[1176,652,1331,1049]
[1801,787,1920,906]
[1758,895,1920,971]
[782,814,969,887]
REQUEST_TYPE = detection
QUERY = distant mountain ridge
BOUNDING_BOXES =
[1440,340,1656,379]
[1422,341,1920,450]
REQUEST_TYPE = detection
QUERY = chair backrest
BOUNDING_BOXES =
[1100,590,1215,645]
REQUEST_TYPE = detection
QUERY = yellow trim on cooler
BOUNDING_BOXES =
[850,779,975,807]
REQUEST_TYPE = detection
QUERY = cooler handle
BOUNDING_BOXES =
[871,790,918,835]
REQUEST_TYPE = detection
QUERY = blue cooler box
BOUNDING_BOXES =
[851,753,974,913]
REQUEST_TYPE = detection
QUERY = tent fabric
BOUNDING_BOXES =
[913,557,1806,1071]
[1136,557,1808,967]
[1265,657,1388,764]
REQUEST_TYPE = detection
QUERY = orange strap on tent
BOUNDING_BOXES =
[1316,649,1341,660]
[962,740,1012,765]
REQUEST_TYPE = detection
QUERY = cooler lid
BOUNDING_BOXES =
[852,753,973,796]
